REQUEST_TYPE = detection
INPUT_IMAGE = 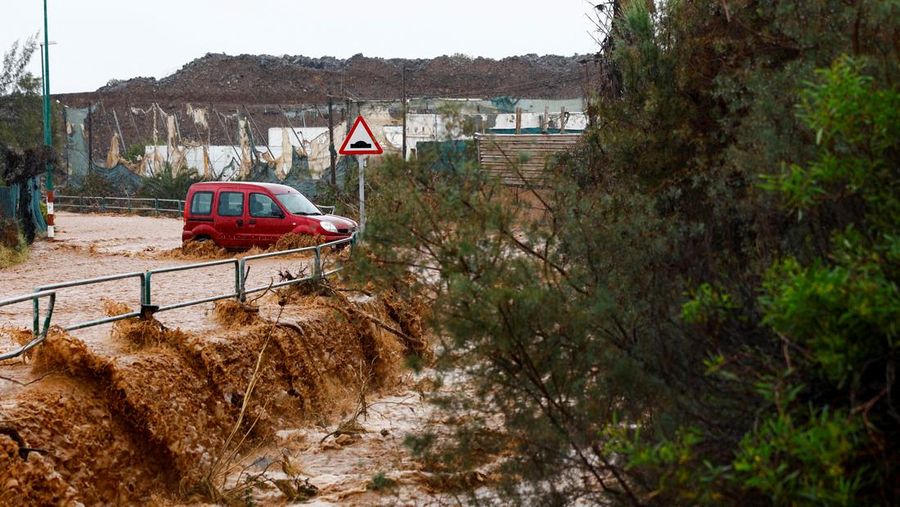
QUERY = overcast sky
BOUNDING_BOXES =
[3,1,600,94]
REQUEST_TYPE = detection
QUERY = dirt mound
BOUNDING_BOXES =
[61,53,584,106]
[0,288,429,505]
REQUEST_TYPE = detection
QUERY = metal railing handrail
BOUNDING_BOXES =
[239,235,351,295]
[145,258,242,312]
[56,194,337,217]
[36,271,147,292]
[56,195,184,203]
[0,290,57,361]
[54,194,185,216]
[58,195,183,202]
[1,233,357,360]
[35,272,148,332]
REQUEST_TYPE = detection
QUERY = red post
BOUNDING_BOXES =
[47,189,55,239]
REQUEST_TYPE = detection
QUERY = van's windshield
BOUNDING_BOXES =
[275,192,322,216]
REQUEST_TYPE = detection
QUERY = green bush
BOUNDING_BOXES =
[123,141,148,163]
[138,164,202,201]
[0,218,27,268]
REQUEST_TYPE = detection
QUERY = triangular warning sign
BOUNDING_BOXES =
[339,116,383,155]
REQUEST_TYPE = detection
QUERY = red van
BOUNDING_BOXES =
[182,182,357,248]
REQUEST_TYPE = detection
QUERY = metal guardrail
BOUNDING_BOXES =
[55,195,185,215]
[0,234,356,361]
[36,272,148,332]
[0,290,56,361]
[240,235,348,295]
[55,195,338,216]
[146,258,242,312]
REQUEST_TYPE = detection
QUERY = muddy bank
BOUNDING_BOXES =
[0,288,426,505]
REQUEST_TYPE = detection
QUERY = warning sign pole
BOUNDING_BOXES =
[359,156,367,234]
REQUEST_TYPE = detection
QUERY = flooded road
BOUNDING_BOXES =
[0,212,339,353]
[0,211,461,506]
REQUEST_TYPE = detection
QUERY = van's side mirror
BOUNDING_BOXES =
[275,210,285,219]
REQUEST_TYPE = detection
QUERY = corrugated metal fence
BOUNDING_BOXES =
[475,134,581,187]
[0,178,46,233]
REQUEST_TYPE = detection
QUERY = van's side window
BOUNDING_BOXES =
[249,193,282,218]
[217,192,244,217]
[190,191,213,215]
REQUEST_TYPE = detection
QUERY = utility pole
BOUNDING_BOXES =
[581,59,596,128]
[42,0,54,238]
[112,109,126,151]
[327,96,336,186]
[401,65,407,160]
[88,106,93,171]
[345,98,351,125]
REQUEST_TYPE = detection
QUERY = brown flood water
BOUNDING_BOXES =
[0,212,469,506]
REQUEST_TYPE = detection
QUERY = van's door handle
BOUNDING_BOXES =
[249,219,257,225]
[236,219,243,227]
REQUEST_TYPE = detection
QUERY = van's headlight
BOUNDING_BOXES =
[321,221,337,233]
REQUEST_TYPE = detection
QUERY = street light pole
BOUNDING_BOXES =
[42,0,55,239]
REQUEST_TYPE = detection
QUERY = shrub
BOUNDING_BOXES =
[350,2,898,505]
[0,218,27,268]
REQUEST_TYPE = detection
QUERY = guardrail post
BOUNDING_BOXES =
[140,273,159,320]
[1,291,57,360]
[101,196,106,211]
[32,295,40,338]
[237,259,245,302]
[142,272,151,307]
[154,198,159,216]
[43,293,55,339]
[314,246,322,279]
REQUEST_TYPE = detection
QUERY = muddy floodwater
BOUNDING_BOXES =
[1,213,342,352]
[0,212,463,506]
